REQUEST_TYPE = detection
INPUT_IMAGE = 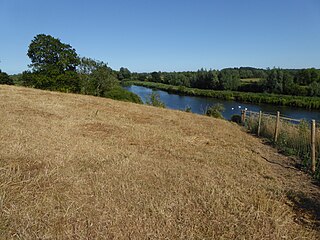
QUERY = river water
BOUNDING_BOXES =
[124,85,320,121]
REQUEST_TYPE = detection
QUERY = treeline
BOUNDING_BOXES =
[0,34,142,104]
[121,67,320,97]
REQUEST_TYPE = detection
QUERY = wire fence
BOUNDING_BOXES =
[242,110,320,179]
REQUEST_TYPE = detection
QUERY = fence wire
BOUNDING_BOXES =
[244,111,319,178]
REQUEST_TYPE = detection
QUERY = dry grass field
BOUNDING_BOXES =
[0,85,319,239]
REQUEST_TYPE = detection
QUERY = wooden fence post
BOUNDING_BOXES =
[241,110,246,124]
[257,111,262,136]
[311,120,316,173]
[274,111,280,143]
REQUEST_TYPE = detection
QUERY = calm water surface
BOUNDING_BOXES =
[124,85,320,121]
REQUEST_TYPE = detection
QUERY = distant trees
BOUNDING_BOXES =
[124,67,320,97]
[263,68,286,94]
[308,81,320,97]
[0,70,13,85]
[118,67,131,80]
[151,71,162,83]
[261,68,319,96]
[191,69,219,89]
[128,68,241,91]
[296,68,319,85]
[238,67,266,79]
[218,69,240,90]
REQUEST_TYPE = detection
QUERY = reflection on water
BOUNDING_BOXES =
[124,85,320,121]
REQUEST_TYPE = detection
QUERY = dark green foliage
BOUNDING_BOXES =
[218,69,240,90]
[238,67,267,79]
[231,114,242,124]
[151,72,162,83]
[262,68,295,94]
[118,67,131,80]
[23,34,80,93]
[296,68,320,85]
[28,34,79,74]
[55,71,80,92]
[308,81,320,97]
[77,58,141,104]
[21,70,80,92]
[78,57,118,96]
[90,67,117,96]
[104,87,142,104]
[0,70,14,85]
[146,92,166,108]
[10,73,23,85]
[191,69,219,89]
[205,104,224,118]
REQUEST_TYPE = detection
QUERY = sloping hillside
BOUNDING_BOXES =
[0,85,319,239]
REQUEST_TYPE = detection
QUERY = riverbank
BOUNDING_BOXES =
[124,81,320,110]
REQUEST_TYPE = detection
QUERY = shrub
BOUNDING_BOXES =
[104,87,142,104]
[0,70,14,85]
[185,105,192,112]
[20,71,80,93]
[205,104,224,119]
[231,114,242,124]
[146,92,166,108]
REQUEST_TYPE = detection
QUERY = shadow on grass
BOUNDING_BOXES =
[242,126,320,231]
[287,190,320,230]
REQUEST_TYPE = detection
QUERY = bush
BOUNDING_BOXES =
[231,114,242,124]
[21,71,80,93]
[146,92,166,108]
[104,87,142,104]
[205,104,224,118]
[0,70,14,85]
[185,105,192,112]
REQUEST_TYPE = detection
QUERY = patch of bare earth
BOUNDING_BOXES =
[0,85,319,239]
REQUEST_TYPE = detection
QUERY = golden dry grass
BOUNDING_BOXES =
[247,113,320,172]
[0,85,319,239]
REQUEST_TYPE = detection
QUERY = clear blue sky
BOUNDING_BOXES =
[0,0,320,74]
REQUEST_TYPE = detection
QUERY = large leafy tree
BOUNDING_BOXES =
[27,34,79,74]
[23,34,80,92]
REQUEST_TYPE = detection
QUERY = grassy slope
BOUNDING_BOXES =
[0,85,319,239]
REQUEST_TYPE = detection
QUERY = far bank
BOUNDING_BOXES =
[123,81,320,110]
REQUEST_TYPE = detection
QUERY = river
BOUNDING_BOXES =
[124,85,320,121]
